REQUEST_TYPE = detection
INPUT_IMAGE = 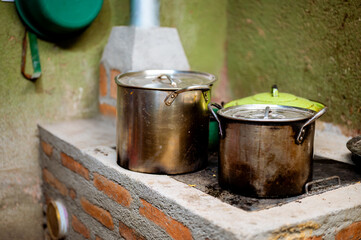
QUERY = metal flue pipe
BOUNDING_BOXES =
[130,0,160,27]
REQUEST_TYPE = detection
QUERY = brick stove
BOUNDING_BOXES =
[39,117,361,240]
[39,6,361,238]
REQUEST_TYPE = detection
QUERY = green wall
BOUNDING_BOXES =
[160,0,227,78]
[0,1,226,239]
[0,1,130,239]
[1,0,360,239]
[227,0,361,131]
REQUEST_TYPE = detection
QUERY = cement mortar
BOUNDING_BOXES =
[39,118,361,239]
[40,120,238,239]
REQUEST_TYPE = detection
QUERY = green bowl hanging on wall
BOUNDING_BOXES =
[15,0,103,40]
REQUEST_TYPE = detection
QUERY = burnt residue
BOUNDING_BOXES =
[351,154,361,170]
[262,169,305,197]
[171,155,361,211]
[291,120,315,145]
[94,148,109,156]
[217,121,313,198]
[218,162,259,197]
[117,153,129,170]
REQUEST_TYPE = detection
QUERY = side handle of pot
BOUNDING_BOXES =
[208,103,224,138]
[164,85,210,106]
[296,107,328,144]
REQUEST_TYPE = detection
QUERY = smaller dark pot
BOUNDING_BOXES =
[209,104,327,198]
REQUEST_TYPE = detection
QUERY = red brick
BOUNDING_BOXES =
[44,194,51,205]
[42,168,68,196]
[110,69,121,99]
[69,188,77,200]
[99,103,116,117]
[335,221,361,240]
[61,153,90,180]
[99,63,107,97]
[139,199,193,240]
[72,215,90,239]
[119,221,145,240]
[80,197,114,230]
[41,141,53,157]
[93,173,132,207]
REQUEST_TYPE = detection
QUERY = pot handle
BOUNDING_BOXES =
[296,107,328,144]
[208,103,224,138]
[164,85,210,106]
[21,29,42,81]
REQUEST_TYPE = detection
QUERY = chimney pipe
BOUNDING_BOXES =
[130,0,160,27]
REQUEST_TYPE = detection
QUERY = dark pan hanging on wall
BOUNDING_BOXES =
[14,0,103,81]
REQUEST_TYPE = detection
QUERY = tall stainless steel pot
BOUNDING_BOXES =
[209,104,327,198]
[116,70,216,174]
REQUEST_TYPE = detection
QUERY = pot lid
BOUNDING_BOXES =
[224,85,324,112]
[218,104,315,122]
[115,70,216,90]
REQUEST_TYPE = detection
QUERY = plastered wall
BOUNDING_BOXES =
[1,0,360,239]
[0,1,129,238]
[227,0,361,132]
[0,0,226,239]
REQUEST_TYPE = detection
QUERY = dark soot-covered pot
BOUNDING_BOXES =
[209,104,327,198]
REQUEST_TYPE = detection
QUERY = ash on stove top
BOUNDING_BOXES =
[171,154,361,211]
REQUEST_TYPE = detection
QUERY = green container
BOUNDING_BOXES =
[209,107,220,152]
[15,0,103,39]
[224,86,325,112]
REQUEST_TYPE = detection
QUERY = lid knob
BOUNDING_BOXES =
[158,74,177,87]
[271,84,279,97]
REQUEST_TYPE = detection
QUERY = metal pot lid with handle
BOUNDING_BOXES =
[224,85,325,112]
[217,104,317,122]
[115,70,216,90]
[210,103,327,144]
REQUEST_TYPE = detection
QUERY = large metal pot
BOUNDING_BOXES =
[116,70,216,174]
[209,104,327,198]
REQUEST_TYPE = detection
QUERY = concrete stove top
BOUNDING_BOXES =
[38,117,361,240]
